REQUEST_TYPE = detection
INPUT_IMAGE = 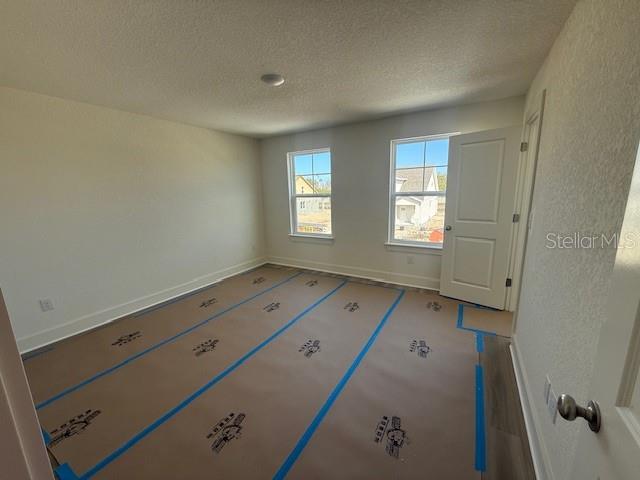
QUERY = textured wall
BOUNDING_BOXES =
[261,97,524,287]
[515,0,640,478]
[0,87,265,351]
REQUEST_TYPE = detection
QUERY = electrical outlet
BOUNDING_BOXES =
[544,375,551,404]
[407,255,414,265]
[39,299,54,312]
[547,388,558,424]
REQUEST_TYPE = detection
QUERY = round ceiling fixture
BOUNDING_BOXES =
[260,73,285,87]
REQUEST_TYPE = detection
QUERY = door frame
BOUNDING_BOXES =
[0,289,54,479]
[506,90,547,315]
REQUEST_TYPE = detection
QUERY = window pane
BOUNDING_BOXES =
[312,174,331,193]
[296,197,331,235]
[395,141,425,169]
[425,138,449,167]
[435,166,447,191]
[294,154,313,175]
[394,167,424,193]
[393,195,445,244]
[312,151,331,174]
[423,166,447,192]
[295,175,315,194]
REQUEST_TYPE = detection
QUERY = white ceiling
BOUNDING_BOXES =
[0,0,577,137]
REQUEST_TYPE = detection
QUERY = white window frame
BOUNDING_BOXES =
[388,134,451,249]
[287,148,333,239]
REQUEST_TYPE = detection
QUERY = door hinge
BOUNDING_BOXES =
[520,142,529,152]
[506,278,513,287]
[513,213,520,223]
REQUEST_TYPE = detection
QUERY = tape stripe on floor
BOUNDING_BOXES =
[37,271,303,410]
[475,364,487,472]
[458,302,491,473]
[475,332,485,353]
[456,303,498,337]
[57,279,348,480]
[273,289,405,479]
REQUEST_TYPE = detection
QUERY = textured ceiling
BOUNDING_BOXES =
[0,0,577,137]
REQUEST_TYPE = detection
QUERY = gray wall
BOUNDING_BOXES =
[0,87,265,351]
[260,97,524,287]
[514,0,640,477]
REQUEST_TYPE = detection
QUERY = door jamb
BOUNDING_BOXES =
[506,90,547,317]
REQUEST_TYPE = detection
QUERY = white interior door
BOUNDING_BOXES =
[440,126,521,309]
[567,143,640,480]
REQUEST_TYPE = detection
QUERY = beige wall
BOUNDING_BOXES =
[0,87,265,352]
[260,96,524,287]
[514,0,640,478]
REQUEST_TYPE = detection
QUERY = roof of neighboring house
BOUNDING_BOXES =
[396,196,422,206]
[396,167,437,192]
[295,175,315,193]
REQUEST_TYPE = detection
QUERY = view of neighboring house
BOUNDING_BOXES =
[394,168,445,243]
[295,176,331,234]
[293,169,444,239]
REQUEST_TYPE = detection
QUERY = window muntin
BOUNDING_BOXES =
[390,136,449,247]
[289,149,332,236]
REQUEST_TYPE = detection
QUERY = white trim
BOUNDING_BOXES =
[392,132,456,144]
[384,242,442,254]
[267,255,440,291]
[17,257,268,353]
[388,133,457,248]
[393,191,446,197]
[510,335,555,480]
[284,147,330,156]
[506,90,546,313]
[287,148,333,238]
[288,233,334,242]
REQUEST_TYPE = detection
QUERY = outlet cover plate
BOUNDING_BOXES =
[39,299,54,312]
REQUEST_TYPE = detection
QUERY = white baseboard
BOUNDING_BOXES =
[510,335,554,480]
[267,256,440,291]
[17,257,268,354]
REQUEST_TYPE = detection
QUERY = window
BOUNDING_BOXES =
[288,149,332,236]
[389,135,449,247]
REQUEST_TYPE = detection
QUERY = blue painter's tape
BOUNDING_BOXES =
[131,265,274,317]
[273,289,406,480]
[456,304,498,337]
[475,364,487,472]
[475,333,484,353]
[75,280,348,480]
[36,271,303,410]
[55,463,79,480]
[41,427,51,445]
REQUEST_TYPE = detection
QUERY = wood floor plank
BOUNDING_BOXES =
[482,335,536,480]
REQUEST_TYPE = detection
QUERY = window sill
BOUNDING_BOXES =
[289,233,335,243]
[384,242,443,255]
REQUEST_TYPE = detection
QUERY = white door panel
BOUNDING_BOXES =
[457,140,504,222]
[440,126,521,309]
[452,237,495,288]
[568,142,640,480]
